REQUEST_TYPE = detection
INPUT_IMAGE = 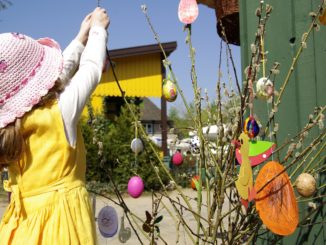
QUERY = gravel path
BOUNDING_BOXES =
[1,188,233,244]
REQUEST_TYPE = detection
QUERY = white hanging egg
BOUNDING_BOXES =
[256,77,274,99]
[131,138,143,154]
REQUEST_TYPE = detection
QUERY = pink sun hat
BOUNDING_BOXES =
[0,32,63,128]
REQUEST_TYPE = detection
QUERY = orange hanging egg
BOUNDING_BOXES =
[190,175,200,190]
[255,161,299,236]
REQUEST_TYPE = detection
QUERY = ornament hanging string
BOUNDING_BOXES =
[85,1,144,243]
[260,23,275,160]
[260,35,266,78]
[132,122,139,172]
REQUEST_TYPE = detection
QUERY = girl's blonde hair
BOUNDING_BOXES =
[0,79,65,170]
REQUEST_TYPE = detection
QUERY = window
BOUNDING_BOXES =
[144,123,153,134]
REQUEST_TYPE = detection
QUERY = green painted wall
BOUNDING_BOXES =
[240,0,325,244]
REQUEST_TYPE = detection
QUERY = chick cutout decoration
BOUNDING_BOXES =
[255,161,299,236]
[235,133,256,201]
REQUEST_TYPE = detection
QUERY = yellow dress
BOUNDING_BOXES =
[0,100,97,244]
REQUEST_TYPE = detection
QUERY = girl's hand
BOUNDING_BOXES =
[76,13,92,45]
[91,7,110,30]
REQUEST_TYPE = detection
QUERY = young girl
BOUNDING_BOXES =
[0,7,109,244]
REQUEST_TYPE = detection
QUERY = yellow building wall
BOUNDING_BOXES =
[83,53,163,116]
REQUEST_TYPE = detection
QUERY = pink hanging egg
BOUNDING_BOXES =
[128,176,144,198]
[178,0,199,24]
[172,151,183,166]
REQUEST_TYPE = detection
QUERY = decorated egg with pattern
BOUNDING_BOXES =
[163,79,178,102]
[178,0,199,24]
[243,116,260,139]
[256,77,274,99]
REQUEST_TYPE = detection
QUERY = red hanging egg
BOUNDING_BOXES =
[172,151,183,166]
[178,0,199,24]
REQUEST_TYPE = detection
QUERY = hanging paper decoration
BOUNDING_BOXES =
[190,175,200,190]
[162,79,178,102]
[97,206,119,238]
[128,176,144,198]
[235,133,255,201]
[243,116,260,139]
[256,77,274,99]
[319,8,326,25]
[118,215,131,243]
[255,161,299,236]
[236,140,275,166]
[295,173,316,198]
[172,151,183,165]
[178,0,199,24]
[131,138,144,154]
[190,136,200,154]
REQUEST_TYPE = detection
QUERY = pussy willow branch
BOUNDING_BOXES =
[157,195,212,244]
[264,1,325,135]
[270,201,326,245]
[241,1,269,121]
[142,6,195,125]
[257,129,326,194]
[307,157,326,174]
[273,106,325,155]
[291,141,326,178]
[185,24,209,244]
[107,50,197,221]
[217,19,241,97]
[86,99,146,243]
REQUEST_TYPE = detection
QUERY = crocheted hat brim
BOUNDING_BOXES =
[0,40,63,128]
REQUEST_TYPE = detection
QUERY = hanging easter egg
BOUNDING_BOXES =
[128,176,144,198]
[190,136,200,154]
[243,116,260,139]
[190,175,200,190]
[131,138,144,154]
[236,140,276,166]
[255,161,299,236]
[162,79,178,102]
[319,8,326,25]
[172,151,183,166]
[256,77,274,99]
[178,0,199,24]
[295,173,316,198]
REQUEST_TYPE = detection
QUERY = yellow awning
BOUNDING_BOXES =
[93,54,163,98]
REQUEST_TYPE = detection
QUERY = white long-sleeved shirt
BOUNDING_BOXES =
[58,26,107,147]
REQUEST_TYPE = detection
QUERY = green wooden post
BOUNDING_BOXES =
[240,0,326,244]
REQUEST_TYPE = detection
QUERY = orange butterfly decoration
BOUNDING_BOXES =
[255,161,299,236]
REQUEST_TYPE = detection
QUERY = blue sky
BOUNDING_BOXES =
[0,0,241,113]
